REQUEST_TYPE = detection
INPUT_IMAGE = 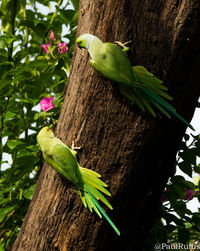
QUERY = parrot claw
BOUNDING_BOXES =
[114,41,132,52]
[71,140,81,151]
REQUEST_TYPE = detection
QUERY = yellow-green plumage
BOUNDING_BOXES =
[76,34,194,130]
[37,127,120,235]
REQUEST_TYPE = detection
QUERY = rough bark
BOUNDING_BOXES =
[12,0,200,250]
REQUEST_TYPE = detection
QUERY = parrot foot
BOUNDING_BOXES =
[114,41,132,52]
[71,141,81,151]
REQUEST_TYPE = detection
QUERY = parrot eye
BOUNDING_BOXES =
[102,54,107,59]
[77,41,82,48]
[47,127,54,135]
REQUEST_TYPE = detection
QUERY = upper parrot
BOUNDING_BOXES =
[76,34,194,130]
[37,127,120,236]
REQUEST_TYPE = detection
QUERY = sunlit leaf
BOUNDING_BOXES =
[23,184,36,200]
[71,0,79,10]
[7,140,25,150]
[0,207,15,223]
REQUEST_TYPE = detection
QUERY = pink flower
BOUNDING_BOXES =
[161,188,196,202]
[40,96,54,112]
[161,189,170,202]
[49,30,56,40]
[58,42,68,54]
[184,188,196,200]
[41,41,51,54]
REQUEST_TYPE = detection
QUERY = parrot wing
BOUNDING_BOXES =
[52,143,79,184]
[89,42,135,85]
[104,42,135,81]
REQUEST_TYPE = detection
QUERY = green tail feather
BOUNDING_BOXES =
[82,175,111,196]
[85,183,113,209]
[139,95,156,117]
[133,66,173,100]
[80,194,87,207]
[133,66,167,90]
[78,166,120,235]
[80,166,101,178]
[142,88,194,130]
[85,193,103,218]
[146,96,171,118]
[120,65,194,130]
[81,170,108,187]
[84,193,93,212]
[88,191,120,236]
[118,83,145,111]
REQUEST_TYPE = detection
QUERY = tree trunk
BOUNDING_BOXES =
[12,0,200,250]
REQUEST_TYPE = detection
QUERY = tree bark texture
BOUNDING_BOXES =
[12,0,200,250]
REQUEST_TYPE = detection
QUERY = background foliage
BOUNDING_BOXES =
[0,0,200,250]
[0,0,78,249]
[146,131,200,249]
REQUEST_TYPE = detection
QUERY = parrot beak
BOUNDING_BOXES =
[48,127,55,134]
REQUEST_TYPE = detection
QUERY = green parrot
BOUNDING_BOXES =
[37,126,120,236]
[76,34,194,130]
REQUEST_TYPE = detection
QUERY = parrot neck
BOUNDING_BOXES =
[87,36,94,50]
[37,136,52,152]
[88,36,104,58]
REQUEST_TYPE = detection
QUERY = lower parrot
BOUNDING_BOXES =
[76,34,194,130]
[37,127,120,236]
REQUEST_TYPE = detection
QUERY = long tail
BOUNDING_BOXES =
[119,66,194,130]
[142,87,194,130]
[78,166,120,236]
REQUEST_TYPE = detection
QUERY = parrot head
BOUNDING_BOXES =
[37,126,55,140]
[76,34,95,50]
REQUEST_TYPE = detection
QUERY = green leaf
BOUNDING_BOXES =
[35,0,50,6]
[15,154,40,167]
[34,111,53,120]
[0,38,6,49]
[178,161,192,177]
[0,161,8,164]
[7,140,25,150]
[0,79,11,90]
[26,145,39,152]
[164,213,183,226]
[172,201,187,217]
[53,93,63,106]
[183,134,190,142]
[4,111,18,121]
[194,165,200,173]
[0,206,15,223]
[179,148,197,165]
[178,228,190,243]
[0,60,14,67]
[2,37,16,45]
[0,243,6,251]
[173,183,186,200]
[0,9,4,17]
[23,184,36,200]
[71,0,79,10]
[59,9,75,24]
[170,175,185,184]
[0,198,10,206]
[19,20,35,30]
